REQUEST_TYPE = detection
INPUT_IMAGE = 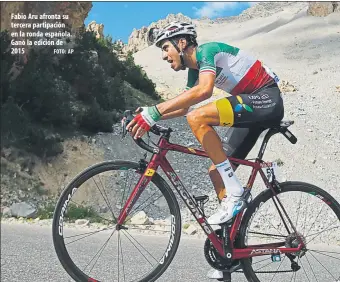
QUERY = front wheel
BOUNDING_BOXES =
[52,160,182,282]
[238,181,340,282]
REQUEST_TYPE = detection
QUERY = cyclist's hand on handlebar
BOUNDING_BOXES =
[126,106,162,140]
[125,107,145,140]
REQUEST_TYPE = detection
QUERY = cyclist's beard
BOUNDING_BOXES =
[179,52,186,70]
[171,60,182,72]
[171,57,186,72]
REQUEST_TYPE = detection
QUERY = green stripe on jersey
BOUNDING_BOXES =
[200,66,216,72]
[196,42,240,70]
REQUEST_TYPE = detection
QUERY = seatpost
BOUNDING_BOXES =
[257,128,278,160]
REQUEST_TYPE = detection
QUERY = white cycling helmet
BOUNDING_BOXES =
[147,21,197,70]
[148,21,197,48]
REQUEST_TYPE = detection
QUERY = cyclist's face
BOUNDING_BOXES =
[161,40,181,71]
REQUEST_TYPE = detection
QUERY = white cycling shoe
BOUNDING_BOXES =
[207,195,246,230]
[207,268,223,279]
[206,195,246,279]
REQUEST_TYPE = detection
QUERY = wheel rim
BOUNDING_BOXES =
[240,184,340,282]
[53,164,179,282]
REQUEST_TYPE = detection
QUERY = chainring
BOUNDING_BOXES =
[204,229,241,271]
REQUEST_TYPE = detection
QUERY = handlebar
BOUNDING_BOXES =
[121,110,173,154]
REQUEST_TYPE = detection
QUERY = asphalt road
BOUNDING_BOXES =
[1,222,339,282]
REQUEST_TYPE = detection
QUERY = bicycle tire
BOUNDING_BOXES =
[238,181,340,282]
[52,160,182,282]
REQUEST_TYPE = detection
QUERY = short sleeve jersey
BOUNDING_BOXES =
[185,42,279,95]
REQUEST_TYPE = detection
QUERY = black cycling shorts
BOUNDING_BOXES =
[214,83,284,128]
[215,83,284,162]
[221,127,264,168]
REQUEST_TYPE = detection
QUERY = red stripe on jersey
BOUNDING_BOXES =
[231,60,273,95]
[200,70,216,75]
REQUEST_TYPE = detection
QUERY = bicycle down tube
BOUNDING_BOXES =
[117,135,304,258]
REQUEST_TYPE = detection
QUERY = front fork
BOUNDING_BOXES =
[116,157,157,226]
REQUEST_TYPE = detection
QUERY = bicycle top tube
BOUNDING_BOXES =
[122,110,297,158]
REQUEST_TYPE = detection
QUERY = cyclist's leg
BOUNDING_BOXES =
[187,85,283,190]
[186,103,228,164]
[200,83,284,279]
[209,83,284,197]
[208,127,265,201]
[186,101,247,202]
[187,83,284,220]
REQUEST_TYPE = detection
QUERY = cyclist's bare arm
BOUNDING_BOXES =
[156,73,215,115]
[161,108,189,120]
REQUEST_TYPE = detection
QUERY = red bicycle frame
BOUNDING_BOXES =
[117,130,303,259]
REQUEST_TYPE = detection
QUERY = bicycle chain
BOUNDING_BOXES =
[205,229,302,274]
[248,231,286,238]
[235,269,295,274]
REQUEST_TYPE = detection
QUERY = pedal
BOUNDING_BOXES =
[217,271,231,282]
[193,194,209,215]
[193,195,209,202]
[229,259,242,272]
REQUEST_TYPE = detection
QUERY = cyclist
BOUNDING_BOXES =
[126,21,284,279]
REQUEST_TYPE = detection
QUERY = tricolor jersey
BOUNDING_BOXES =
[186,42,279,95]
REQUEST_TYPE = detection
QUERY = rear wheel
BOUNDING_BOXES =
[52,161,181,282]
[239,181,340,282]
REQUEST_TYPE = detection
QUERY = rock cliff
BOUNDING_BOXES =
[307,1,339,16]
[125,13,192,53]
[86,20,104,39]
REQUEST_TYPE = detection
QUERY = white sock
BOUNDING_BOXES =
[215,159,244,197]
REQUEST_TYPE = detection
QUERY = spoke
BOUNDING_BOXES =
[294,192,303,230]
[119,233,126,282]
[294,256,301,282]
[119,170,134,216]
[306,221,340,245]
[309,250,336,280]
[305,254,319,282]
[97,173,121,223]
[65,226,115,245]
[93,177,117,222]
[289,268,296,282]
[128,192,163,219]
[300,258,311,282]
[123,230,158,262]
[310,249,340,261]
[308,249,340,255]
[259,208,286,237]
[269,255,286,282]
[66,199,116,225]
[293,271,297,282]
[127,225,171,233]
[64,225,115,242]
[255,259,275,272]
[121,230,155,266]
[305,203,325,238]
[252,257,272,266]
[302,194,309,236]
[118,232,120,282]
[305,224,339,239]
[248,231,286,239]
[84,229,116,274]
